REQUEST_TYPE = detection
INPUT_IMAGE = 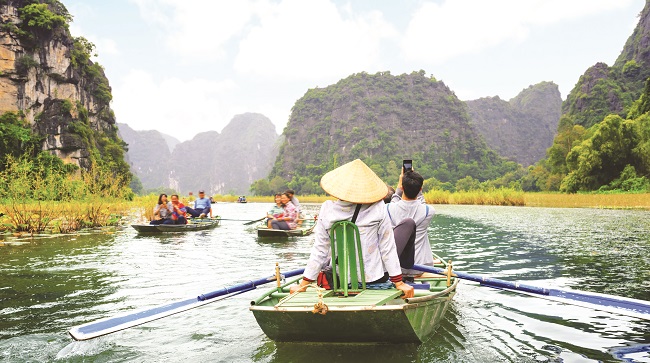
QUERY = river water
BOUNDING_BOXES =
[1,203,649,362]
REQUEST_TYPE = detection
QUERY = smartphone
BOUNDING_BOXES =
[402,159,412,172]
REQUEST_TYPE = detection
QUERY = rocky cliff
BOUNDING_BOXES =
[120,113,279,194]
[466,82,562,166]
[562,0,650,127]
[0,0,125,172]
[267,71,518,193]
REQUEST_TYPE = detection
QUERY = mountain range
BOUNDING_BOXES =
[118,113,279,195]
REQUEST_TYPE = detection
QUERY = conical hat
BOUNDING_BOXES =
[320,159,387,204]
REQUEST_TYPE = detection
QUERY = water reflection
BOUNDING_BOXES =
[1,203,649,362]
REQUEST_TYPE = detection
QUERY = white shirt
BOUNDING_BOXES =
[387,188,436,276]
[303,199,402,282]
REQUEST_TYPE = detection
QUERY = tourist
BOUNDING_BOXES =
[387,167,436,280]
[289,159,414,299]
[185,190,212,218]
[266,193,284,228]
[168,194,188,224]
[270,192,297,230]
[149,193,172,225]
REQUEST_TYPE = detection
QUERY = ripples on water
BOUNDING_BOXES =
[0,203,649,362]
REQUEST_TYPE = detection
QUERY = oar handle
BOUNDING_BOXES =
[198,268,305,301]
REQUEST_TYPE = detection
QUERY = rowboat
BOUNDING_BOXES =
[250,255,457,343]
[131,217,221,233]
[256,217,317,237]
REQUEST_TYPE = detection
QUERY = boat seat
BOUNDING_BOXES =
[330,220,365,297]
[276,289,402,308]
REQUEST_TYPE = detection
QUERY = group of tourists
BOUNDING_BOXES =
[290,159,436,299]
[147,159,435,299]
[149,190,213,225]
[265,189,301,230]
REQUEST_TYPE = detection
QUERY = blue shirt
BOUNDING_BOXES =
[194,197,212,210]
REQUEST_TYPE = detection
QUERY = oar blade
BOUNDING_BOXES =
[69,297,211,341]
[412,264,650,320]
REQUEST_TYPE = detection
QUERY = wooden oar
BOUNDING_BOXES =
[68,267,305,341]
[243,217,266,225]
[413,264,650,319]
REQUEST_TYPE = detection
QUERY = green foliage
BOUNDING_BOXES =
[14,55,39,76]
[599,165,650,192]
[70,36,95,68]
[19,3,68,31]
[0,112,42,166]
[267,71,517,194]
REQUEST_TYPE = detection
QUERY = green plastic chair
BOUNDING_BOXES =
[329,220,366,296]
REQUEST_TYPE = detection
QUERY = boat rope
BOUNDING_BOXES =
[308,283,329,315]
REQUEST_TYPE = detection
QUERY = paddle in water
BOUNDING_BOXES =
[413,263,650,319]
[68,267,305,341]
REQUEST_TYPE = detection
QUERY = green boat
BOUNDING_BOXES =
[131,217,221,233]
[256,216,317,237]
[250,220,457,343]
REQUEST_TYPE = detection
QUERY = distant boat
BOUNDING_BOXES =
[237,196,248,203]
[131,217,221,233]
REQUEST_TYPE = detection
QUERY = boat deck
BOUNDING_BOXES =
[276,289,403,308]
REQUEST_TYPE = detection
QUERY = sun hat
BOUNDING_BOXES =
[320,159,387,204]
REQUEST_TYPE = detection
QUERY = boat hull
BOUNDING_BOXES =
[251,294,454,343]
[131,218,220,233]
[250,273,457,343]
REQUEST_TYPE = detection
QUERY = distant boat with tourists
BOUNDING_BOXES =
[131,217,221,233]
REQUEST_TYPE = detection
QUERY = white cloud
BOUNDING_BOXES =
[112,70,238,141]
[234,0,397,80]
[130,0,256,61]
[402,0,637,64]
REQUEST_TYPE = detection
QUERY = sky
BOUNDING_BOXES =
[63,0,646,142]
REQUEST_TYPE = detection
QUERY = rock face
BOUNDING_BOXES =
[466,82,562,166]
[117,123,172,190]
[563,0,650,127]
[120,113,279,194]
[0,1,120,169]
[268,71,516,192]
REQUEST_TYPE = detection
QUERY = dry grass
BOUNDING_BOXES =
[424,188,525,206]
[524,192,650,209]
[213,194,336,203]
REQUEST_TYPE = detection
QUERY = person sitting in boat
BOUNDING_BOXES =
[185,190,212,218]
[289,159,414,299]
[149,193,173,225]
[386,167,436,281]
[269,192,297,230]
[169,194,188,224]
[284,189,300,213]
[266,193,284,228]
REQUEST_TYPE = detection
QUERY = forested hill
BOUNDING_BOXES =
[562,1,650,127]
[120,113,279,195]
[529,0,650,193]
[466,82,561,167]
[262,71,518,195]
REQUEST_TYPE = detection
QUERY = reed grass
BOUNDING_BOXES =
[524,192,650,209]
[424,188,525,206]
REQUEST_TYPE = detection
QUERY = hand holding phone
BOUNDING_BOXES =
[402,159,412,172]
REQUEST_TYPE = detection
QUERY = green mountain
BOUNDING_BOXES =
[529,0,650,192]
[562,1,650,127]
[466,82,562,166]
[264,71,518,194]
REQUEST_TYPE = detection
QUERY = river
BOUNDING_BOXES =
[1,203,649,362]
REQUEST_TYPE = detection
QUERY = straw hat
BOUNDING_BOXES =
[320,159,387,204]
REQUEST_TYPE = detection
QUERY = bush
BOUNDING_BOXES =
[15,55,39,76]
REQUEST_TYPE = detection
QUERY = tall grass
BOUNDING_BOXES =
[524,192,650,209]
[424,188,525,206]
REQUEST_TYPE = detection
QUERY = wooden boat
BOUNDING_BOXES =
[250,255,457,343]
[256,217,316,237]
[131,217,221,233]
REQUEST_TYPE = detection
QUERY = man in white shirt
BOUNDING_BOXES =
[290,159,414,299]
[386,168,436,279]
